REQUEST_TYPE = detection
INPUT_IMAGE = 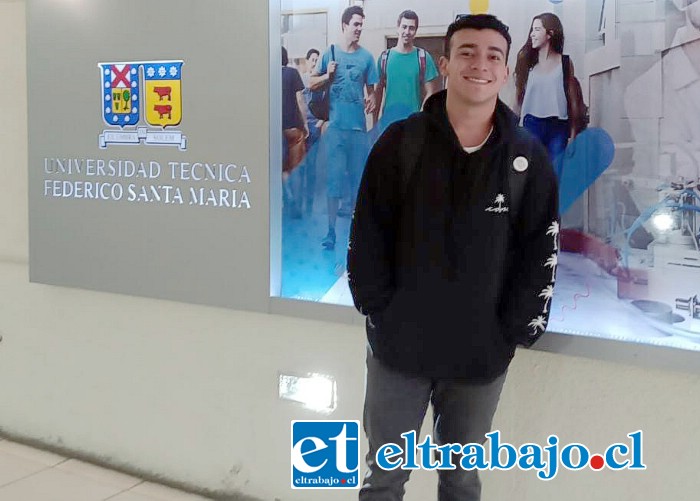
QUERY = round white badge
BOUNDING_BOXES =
[513,156,529,172]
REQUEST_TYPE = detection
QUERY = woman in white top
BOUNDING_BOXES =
[514,13,583,178]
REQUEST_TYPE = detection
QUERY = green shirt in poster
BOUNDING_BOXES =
[379,47,439,116]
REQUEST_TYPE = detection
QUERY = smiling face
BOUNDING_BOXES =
[397,17,418,46]
[530,18,550,49]
[343,14,364,44]
[440,28,510,107]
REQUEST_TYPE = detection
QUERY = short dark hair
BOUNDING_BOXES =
[397,9,419,29]
[341,5,365,26]
[281,46,288,66]
[306,48,320,60]
[444,14,511,59]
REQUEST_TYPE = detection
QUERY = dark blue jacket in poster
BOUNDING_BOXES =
[348,90,559,382]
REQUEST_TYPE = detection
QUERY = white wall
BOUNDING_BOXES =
[1,1,700,500]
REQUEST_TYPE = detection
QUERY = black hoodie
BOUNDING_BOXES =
[347,90,559,382]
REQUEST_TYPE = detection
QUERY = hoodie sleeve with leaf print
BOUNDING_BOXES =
[499,140,560,348]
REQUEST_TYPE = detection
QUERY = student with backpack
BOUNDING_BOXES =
[514,13,588,179]
[348,15,559,501]
[309,6,378,250]
[373,10,440,133]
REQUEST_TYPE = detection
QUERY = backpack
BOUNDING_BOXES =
[562,55,589,135]
[379,47,427,86]
[398,114,531,223]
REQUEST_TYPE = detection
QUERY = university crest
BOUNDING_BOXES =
[98,60,186,150]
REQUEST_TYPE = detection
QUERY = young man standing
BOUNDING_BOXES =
[348,15,559,501]
[310,6,378,249]
[374,10,440,129]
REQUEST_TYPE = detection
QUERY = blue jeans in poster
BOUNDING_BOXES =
[324,127,369,202]
[523,114,569,179]
[299,120,322,213]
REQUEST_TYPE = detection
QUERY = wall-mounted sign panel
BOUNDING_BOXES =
[272,0,700,354]
[26,0,700,358]
[28,0,270,312]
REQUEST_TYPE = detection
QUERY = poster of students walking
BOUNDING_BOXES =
[274,0,700,354]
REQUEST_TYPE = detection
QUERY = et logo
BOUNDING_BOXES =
[291,420,361,489]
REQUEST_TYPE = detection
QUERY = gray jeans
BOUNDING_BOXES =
[359,348,507,501]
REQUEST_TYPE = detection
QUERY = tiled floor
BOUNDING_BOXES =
[0,437,213,501]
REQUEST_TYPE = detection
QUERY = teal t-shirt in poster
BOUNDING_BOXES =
[380,48,439,118]
[318,46,378,131]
